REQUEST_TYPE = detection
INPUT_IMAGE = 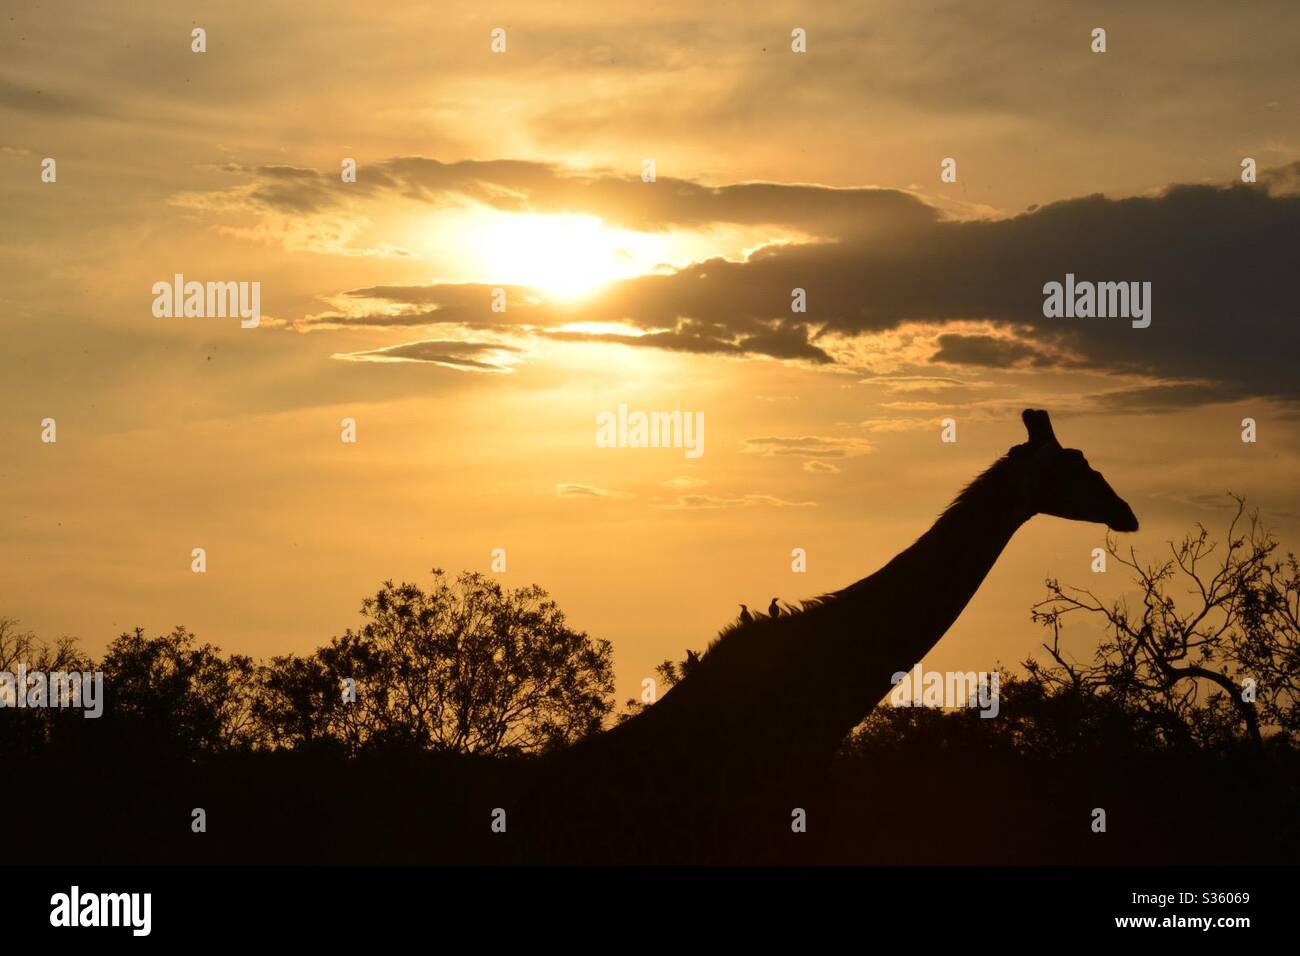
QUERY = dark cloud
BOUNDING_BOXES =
[738,321,836,363]
[930,332,1058,369]
[542,317,833,363]
[214,163,347,213]
[1086,381,1249,413]
[544,327,745,356]
[537,165,1299,402]
[857,375,972,388]
[250,157,1300,403]
[219,157,937,237]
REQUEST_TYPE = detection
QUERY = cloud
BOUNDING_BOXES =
[803,460,841,474]
[858,375,972,389]
[536,166,1300,403]
[203,157,937,238]
[877,400,945,411]
[1261,162,1300,197]
[856,417,939,433]
[662,476,707,489]
[295,284,563,333]
[206,155,1300,405]
[220,163,343,214]
[1085,380,1249,414]
[542,318,833,363]
[556,483,632,499]
[655,493,816,510]
[333,338,521,372]
[742,435,873,458]
[928,332,1072,369]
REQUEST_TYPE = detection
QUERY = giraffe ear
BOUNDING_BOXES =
[1021,408,1059,447]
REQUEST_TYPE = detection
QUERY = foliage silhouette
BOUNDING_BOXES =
[100,625,261,757]
[255,569,614,756]
[1030,495,1297,750]
[2,504,1298,863]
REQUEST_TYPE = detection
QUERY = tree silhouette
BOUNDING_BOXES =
[1030,495,1299,749]
[0,618,86,675]
[100,625,261,757]
[253,651,346,752]
[0,617,92,754]
[258,569,615,756]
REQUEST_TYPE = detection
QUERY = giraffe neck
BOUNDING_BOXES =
[834,457,1032,689]
[598,454,1035,778]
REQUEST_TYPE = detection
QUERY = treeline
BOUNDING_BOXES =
[1,569,614,761]
[2,503,1298,864]
[4,499,1298,766]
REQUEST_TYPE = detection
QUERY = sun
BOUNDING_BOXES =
[466,212,668,300]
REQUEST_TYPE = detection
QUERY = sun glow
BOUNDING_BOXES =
[466,213,672,299]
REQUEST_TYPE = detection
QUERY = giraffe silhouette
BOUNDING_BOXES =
[565,409,1138,793]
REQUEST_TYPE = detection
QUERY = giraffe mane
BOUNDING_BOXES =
[701,444,1029,659]
[934,444,1027,523]
[704,592,839,654]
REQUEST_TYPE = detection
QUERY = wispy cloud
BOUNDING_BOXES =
[556,483,633,499]
[741,435,873,458]
[803,460,841,474]
[655,493,816,510]
[333,339,522,372]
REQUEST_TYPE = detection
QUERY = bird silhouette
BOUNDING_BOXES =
[769,598,782,618]
[738,604,753,624]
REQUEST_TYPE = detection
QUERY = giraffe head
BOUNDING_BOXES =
[1014,409,1139,532]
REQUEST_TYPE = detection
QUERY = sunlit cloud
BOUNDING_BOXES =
[741,436,874,458]
[654,493,817,510]
[333,339,523,372]
[557,483,633,499]
[803,460,841,475]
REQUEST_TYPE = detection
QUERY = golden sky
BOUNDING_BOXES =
[3,0,1298,705]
